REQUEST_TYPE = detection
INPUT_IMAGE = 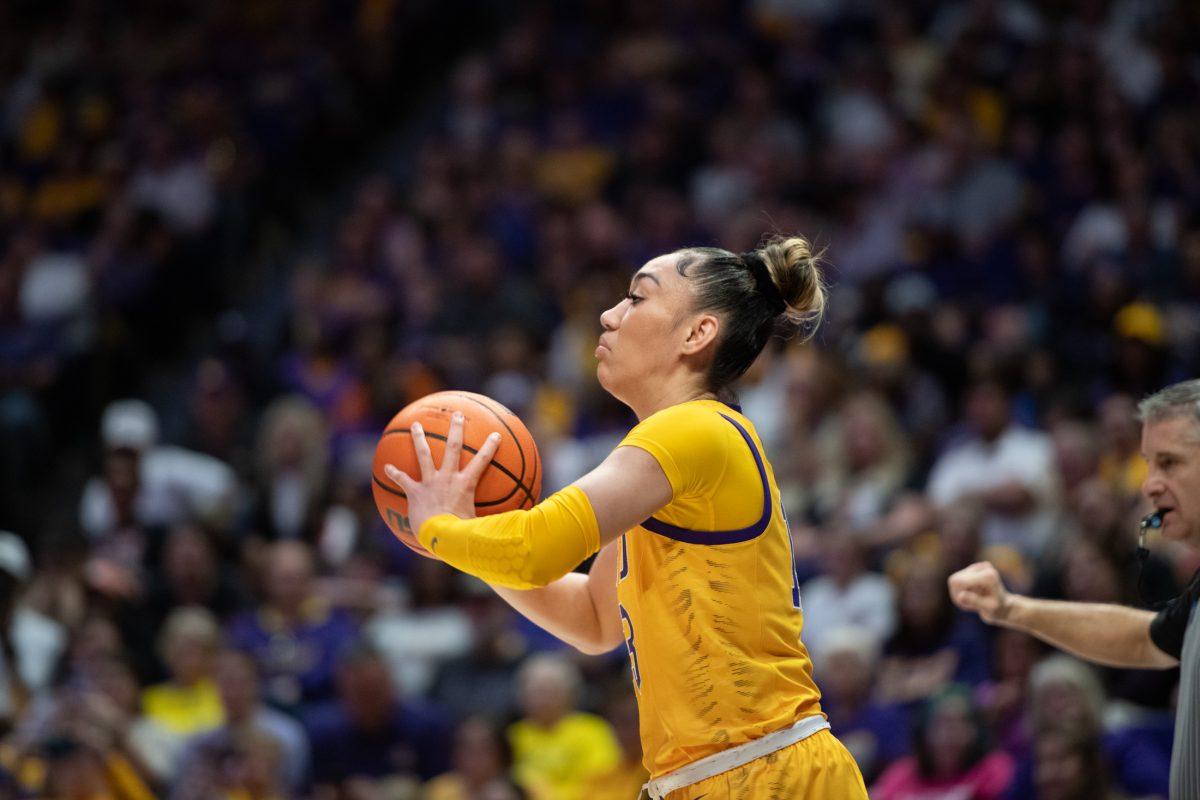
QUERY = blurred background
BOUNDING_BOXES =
[1,0,1199,798]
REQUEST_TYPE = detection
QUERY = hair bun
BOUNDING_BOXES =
[757,236,827,337]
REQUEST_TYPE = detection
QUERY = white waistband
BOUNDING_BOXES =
[643,715,830,799]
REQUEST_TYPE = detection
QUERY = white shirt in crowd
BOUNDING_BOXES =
[926,424,1058,556]
[0,607,67,719]
[800,572,896,658]
[79,445,237,537]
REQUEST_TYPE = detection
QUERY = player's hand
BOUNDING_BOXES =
[384,412,501,539]
[947,561,1012,624]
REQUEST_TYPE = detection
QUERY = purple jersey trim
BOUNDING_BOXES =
[639,413,772,545]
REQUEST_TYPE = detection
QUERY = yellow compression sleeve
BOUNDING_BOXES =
[416,485,601,590]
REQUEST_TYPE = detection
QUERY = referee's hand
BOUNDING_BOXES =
[948,561,1012,625]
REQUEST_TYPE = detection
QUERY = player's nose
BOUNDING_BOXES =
[599,301,622,332]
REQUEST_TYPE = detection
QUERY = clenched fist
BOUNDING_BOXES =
[948,561,1012,624]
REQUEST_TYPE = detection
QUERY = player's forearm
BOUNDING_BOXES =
[490,540,622,655]
[492,576,612,655]
[1000,595,1169,668]
[417,486,600,589]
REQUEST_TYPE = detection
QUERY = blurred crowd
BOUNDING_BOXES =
[2,0,1200,798]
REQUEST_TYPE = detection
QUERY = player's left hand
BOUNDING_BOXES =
[384,412,501,538]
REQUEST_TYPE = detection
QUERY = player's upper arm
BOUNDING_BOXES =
[573,445,673,548]
[583,541,625,653]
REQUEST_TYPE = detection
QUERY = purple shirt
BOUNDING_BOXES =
[226,604,359,709]
[303,698,452,783]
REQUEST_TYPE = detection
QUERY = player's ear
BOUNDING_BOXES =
[681,313,719,356]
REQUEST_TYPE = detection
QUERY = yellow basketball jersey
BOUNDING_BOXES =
[615,399,824,779]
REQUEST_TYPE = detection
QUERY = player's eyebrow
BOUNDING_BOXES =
[631,271,661,288]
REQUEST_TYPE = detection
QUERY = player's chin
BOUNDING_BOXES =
[595,363,625,399]
[596,360,613,387]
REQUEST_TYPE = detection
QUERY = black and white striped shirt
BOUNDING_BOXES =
[1150,568,1200,800]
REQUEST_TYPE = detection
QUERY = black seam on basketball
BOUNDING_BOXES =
[451,393,528,483]
[378,428,536,507]
[525,438,541,509]
[448,393,536,508]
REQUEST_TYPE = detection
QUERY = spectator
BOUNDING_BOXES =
[34,734,156,800]
[1003,655,1172,800]
[814,391,913,528]
[117,523,246,681]
[1049,420,1100,500]
[0,531,66,728]
[79,400,238,540]
[126,126,216,236]
[368,558,473,697]
[144,522,245,627]
[174,649,309,798]
[20,531,89,636]
[588,692,648,800]
[799,533,897,654]
[138,607,224,780]
[927,378,1058,557]
[184,358,252,472]
[171,730,288,800]
[226,541,359,710]
[976,630,1046,755]
[423,716,527,800]
[873,686,1015,800]
[431,591,527,722]
[305,641,452,792]
[246,397,330,543]
[4,656,162,796]
[1096,394,1147,503]
[1028,725,1126,800]
[877,552,991,706]
[815,627,909,784]
[142,607,224,736]
[507,654,620,800]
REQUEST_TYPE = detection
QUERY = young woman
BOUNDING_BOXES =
[386,237,868,799]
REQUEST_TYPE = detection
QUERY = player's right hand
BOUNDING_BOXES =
[947,561,1011,624]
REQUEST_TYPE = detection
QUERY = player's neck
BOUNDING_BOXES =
[628,381,716,421]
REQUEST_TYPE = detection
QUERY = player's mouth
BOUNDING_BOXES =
[595,337,613,358]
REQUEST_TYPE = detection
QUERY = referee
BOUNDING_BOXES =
[949,378,1200,799]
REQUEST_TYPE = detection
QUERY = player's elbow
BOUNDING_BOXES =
[571,633,623,656]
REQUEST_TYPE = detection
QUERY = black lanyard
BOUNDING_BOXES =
[1137,510,1165,608]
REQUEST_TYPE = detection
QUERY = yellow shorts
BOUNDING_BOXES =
[664,729,868,800]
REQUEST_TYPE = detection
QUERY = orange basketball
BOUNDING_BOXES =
[372,391,542,558]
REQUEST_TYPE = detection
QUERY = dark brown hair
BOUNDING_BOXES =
[676,235,826,393]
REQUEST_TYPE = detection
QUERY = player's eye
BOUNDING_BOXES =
[625,292,643,305]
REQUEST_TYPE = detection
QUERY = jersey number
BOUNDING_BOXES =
[617,535,641,689]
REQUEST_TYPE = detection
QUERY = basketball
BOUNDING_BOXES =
[372,391,542,557]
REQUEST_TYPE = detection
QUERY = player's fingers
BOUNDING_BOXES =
[384,464,416,492]
[441,412,465,474]
[956,588,992,612]
[462,432,502,484]
[411,422,437,479]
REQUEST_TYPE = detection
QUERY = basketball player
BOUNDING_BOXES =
[386,237,868,799]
